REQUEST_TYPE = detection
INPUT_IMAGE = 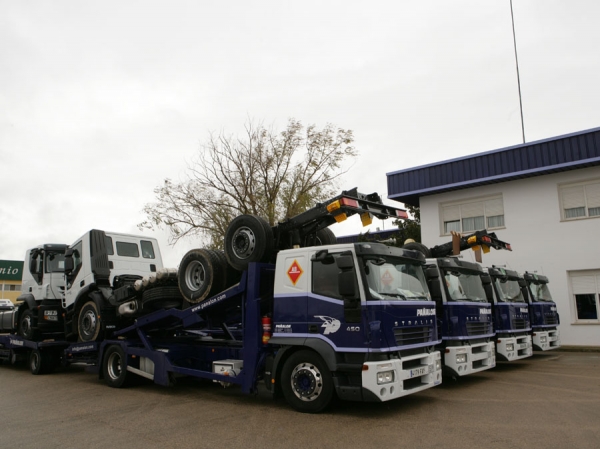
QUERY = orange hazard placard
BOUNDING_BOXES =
[287,260,304,285]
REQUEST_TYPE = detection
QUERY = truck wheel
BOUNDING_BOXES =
[215,249,242,288]
[29,349,47,375]
[103,345,130,388]
[77,301,101,342]
[281,350,334,413]
[178,249,226,304]
[225,215,274,271]
[18,308,39,341]
[304,228,337,246]
[142,286,183,311]
[402,242,432,258]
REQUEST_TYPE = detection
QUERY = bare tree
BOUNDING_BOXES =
[140,119,357,248]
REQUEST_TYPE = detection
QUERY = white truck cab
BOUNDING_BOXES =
[2,230,168,342]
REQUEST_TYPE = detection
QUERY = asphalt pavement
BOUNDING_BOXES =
[0,351,599,449]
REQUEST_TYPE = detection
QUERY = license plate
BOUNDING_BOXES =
[409,366,427,378]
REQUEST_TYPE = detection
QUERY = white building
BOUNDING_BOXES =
[387,127,600,348]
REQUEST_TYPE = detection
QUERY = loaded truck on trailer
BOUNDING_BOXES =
[482,267,532,362]
[0,189,442,413]
[522,272,560,351]
[0,231,181,342]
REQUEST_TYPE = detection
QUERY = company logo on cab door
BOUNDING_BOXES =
[287,260,304,285]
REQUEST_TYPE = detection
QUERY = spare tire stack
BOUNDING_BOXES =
[177,214,337,305]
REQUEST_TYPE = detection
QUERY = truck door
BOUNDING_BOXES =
[23,249,50,301]
[307,251,365,350]
[63,240,84,309]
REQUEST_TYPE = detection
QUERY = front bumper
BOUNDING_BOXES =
[444,341,495,377]
[532,329,560,351]
[361,351,442,402]
[496,334,532,361]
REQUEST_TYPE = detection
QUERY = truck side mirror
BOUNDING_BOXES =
[64,249,74,274]
[312,250,334,264]
[339,271,356,297]
[339,270,360,323]
[428,279,442,300]
[424,266,439,280]
[29,257,38,274]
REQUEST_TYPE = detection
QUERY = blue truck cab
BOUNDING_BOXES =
[426,257,495,377]
[270,242,442,409]
[483,267,532,361]
[522,272,560,351]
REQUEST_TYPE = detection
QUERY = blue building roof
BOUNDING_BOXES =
[387,127,600,206]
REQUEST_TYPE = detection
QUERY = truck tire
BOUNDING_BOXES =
[281,350,334,413]
[142,286,183,311]
[29,349,54,375]
[215,249,242,289]
[18,308,39,341]
[77,301,102,342]
[402,242,432,258]
[304,228,337,246]
[178,249,226,304]
[225,215,274,271]
[103,345,130,388]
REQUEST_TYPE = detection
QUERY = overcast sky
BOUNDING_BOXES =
[1,0,599,267]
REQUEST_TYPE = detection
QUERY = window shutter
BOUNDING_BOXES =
[484,197,504,216]
[585,182,600,209]
[571,275,597,294]
[562,185,585,209]
[460,201,484,218]
[443,205,460,222]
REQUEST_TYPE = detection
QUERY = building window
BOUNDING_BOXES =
[440,196,504,235]
[560,180,600,220]
[570,271,600,323]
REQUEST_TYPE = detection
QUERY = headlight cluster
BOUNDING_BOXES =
[540,336,547,343]
[435,359,442,371]
[377,370,395,385]
[456,354,467,364]
[506,343,514,351]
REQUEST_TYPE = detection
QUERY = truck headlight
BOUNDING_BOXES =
[506,343,514,351]
[377,370,395,385]
[456,354,467,364]
[540,336,547,343]
[435,359,442,371]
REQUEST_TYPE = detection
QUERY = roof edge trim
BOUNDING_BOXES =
[388,156,600,200]
[386,126,600,177]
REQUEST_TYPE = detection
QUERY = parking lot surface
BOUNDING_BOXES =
[0,351,599,449]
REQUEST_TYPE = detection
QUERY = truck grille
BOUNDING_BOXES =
[466,322,492,336]
[545,316,558,325]
[393,326,433,346]
[512,318,527,329]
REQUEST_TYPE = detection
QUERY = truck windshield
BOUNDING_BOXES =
[494,279,525,303]
[45,253,65,273]
[363,257,430,301]
[444,270,487,302]
[529,283,554,302]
